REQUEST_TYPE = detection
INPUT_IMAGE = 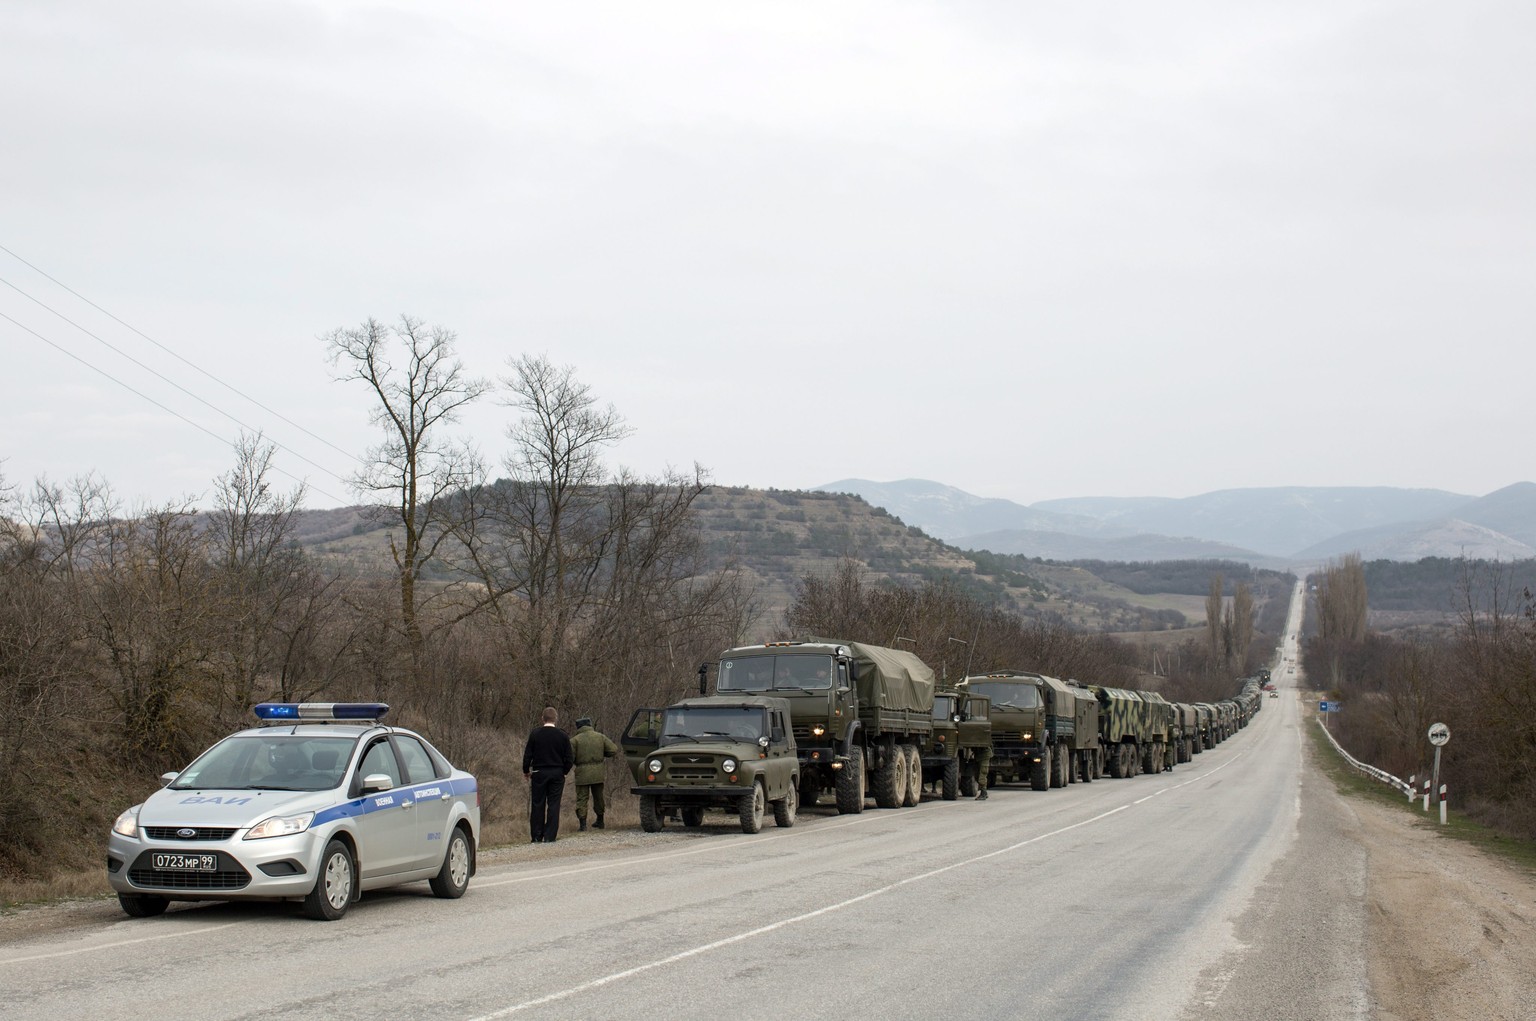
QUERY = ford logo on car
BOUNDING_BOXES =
[176,828,196,839]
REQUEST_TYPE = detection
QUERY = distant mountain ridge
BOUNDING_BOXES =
[814,479,1536,563]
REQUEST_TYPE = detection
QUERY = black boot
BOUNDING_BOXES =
[578,817,587,832]
[976,789,988,801]
[594,814,604,829]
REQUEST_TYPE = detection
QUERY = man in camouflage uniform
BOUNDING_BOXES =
[974,743,993,800]
[572,716,619,831]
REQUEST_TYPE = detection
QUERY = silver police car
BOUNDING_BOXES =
[107,703,479,920]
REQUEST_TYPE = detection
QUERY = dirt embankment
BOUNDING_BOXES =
[1360,796,1536,1021]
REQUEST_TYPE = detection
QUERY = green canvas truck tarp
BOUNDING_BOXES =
[846,641,935,714]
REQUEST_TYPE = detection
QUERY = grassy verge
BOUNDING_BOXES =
[1306,717,1536,875]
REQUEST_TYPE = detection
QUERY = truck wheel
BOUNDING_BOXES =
[835,745,866,814]
[640,794,665,832]
[799,773,819,808]
[873,743,905,809]
[1107,748,1122,779]
[959,762,976,798]
[681,807,704,827]
[902,745,922,806]
[1141,743,1156,775]
[941,756,959,800]
[1049,747,1066,789]
[1030,753,1049,791]
[1078,751,1093,784]
[739,781,765,834]
[773,782,798,828]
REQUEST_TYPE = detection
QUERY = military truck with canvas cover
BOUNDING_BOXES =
[919,690,992,800]
[713,641,935,814]
[960,672,1099,791]
[621,696,799,834]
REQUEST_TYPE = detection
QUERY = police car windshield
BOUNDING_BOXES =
[659,706,766,744]
[966,681,1041,709]
[717,654,834,691]
[170,735,357,792]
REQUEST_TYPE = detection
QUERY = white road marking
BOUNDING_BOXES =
[464,796,1178,1019]
[0,922,241,965]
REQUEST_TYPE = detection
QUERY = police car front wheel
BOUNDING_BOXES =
[302,839,355,920]
[118,893,169,918]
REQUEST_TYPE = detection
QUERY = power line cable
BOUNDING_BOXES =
[0,310,351,507]
[0,272,353,488]
[0,242,363,467]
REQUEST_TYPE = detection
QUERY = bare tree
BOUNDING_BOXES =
[1206,574,1224,664]
[325,315,490,684]
[206,434,352,716]
[1231,581,1255,668]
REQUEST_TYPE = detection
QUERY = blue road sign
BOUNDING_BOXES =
[1318,700,1340,712]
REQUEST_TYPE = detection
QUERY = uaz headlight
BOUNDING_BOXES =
[721,758,738,774]
[244,811,316,840]
[648,758,663,774]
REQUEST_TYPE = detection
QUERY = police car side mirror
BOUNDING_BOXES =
[160,772,179,786]
[360,773,394,794]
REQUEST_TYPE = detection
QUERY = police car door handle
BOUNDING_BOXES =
[400,800,414,810]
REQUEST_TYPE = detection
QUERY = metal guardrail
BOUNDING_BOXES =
[1314,718,1414,798]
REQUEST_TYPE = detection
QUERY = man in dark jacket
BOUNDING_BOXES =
[571,717,619,831]
[522,706,574,842]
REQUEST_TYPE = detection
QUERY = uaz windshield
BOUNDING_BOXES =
[660,706,768,745]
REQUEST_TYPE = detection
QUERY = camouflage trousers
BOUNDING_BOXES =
[575,782,606,820]
[974,747,993,790]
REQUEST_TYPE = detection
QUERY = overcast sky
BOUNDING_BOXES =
[3,1,1531,512]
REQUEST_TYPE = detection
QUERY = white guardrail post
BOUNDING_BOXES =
[1440,784,1448,825]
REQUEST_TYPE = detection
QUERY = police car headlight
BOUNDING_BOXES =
[112,806,141,838]
[721,758,737,774]
[244,811,316,840]
[648,759,663,774]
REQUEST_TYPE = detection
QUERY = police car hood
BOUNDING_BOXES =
[139,786,336,828]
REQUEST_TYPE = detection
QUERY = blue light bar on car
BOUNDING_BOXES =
[253,702,390,721]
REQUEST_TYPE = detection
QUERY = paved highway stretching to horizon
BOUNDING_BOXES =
[3,582,1374,1020]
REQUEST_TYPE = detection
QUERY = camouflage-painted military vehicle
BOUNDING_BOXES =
[1091,685,1150,778]
[960,672,1099,791]
[712,641,935,814]
[621,696,799,834]
[919,690,992,800]
[1135,690,1177,773]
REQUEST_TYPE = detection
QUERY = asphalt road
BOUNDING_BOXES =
[2,583,1372,1021]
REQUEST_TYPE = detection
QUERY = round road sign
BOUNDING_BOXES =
[1428,722,1450,746]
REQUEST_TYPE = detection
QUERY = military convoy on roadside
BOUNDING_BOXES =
[614,638,1267,833]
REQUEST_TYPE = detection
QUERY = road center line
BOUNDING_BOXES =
[464,802,1134,1020]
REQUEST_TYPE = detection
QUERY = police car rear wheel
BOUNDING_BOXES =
[430,828,471,899]
[302,839,354,920]
[118,893,169,918]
